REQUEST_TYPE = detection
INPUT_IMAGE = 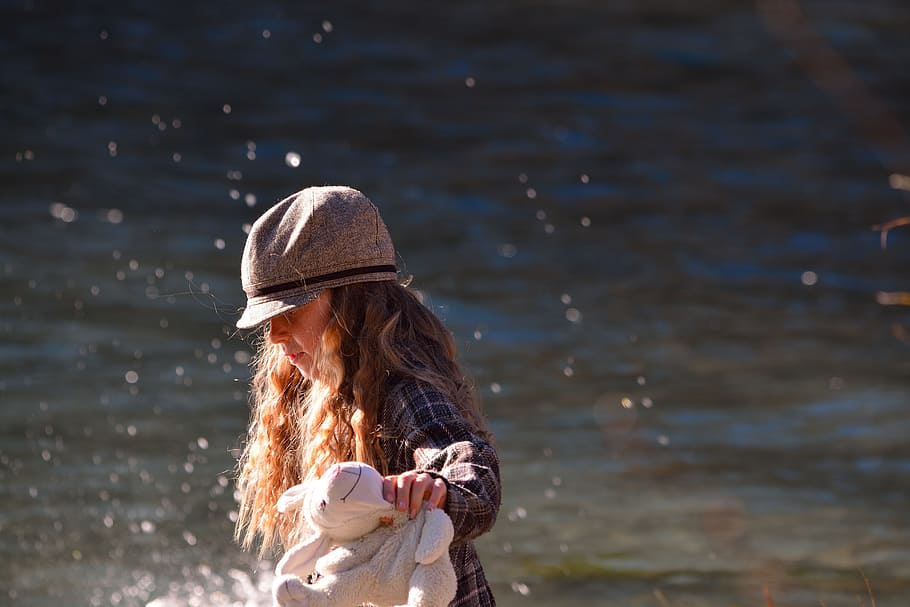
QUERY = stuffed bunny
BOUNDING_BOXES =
[272,461,457,607]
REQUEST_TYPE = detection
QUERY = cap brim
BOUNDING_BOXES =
[236,290,321,329]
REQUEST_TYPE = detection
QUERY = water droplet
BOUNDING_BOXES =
[233,350,251,364]
[183,530,198,546]
[105,208,124,224]
[565,308,582,323]
[285,152,301,168]
[244,193,257,207]
[197,437,209,450]
[172,152,182,163]
[313,32,323,43]
[98,95,108,106]
[518,173,528,184]
[560,293,572,305]
[580,216,591,227]
[465,76,476,88]
[497,243,517,258]
[262,29,271,39]
[229,189,240,200]
[107,141,118,157]
[580,173,590,183]
[510,582,531,596]
[526,188,537,199]
[214,238,226,250]
[222,103,232,114]
[322,20,333,32]
[490,382,501,394]
[621,397,633,408]
[50,202,78,223]
[801,271,818,286]
[657,435,670,446]
[140,520,156,534]
[125,371,139,384]
[642,397,654,408]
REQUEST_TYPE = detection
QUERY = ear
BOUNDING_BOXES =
[277,483,312,513]
[414,509,454,564]
[275,533,331,577]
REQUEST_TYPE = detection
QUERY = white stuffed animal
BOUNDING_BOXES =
[272,461,457,607]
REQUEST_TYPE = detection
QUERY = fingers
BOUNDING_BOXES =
[383,471,448,519]
[427,477,447,511]
[408,478,426,519]
[396,474,411,513]
[382,477,395,505]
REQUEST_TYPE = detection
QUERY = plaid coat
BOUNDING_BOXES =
[379,379,501,607]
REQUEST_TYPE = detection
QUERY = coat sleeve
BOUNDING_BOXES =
[388,381,501,544]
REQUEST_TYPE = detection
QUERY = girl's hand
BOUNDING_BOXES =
[382,471,447,519]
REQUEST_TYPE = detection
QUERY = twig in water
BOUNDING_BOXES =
[876,292,910,306]
[860,570,876,607]
[764,585,775,607]
[653,588,671,607]
[872,216,910,249]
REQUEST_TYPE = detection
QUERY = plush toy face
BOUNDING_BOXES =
[303,462,394,541]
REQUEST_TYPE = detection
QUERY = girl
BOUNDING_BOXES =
[233,186,501,606]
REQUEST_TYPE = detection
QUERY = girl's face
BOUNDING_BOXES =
[268,290,333,380]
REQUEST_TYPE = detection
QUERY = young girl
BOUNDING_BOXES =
[233,186,501,606]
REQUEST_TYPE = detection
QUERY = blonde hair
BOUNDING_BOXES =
[234,281,487,556]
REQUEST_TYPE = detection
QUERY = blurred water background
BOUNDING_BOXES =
[2,1,910,605]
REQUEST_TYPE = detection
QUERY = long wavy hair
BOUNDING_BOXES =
[234,280,487,556]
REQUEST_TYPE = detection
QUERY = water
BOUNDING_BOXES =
[3,1,910,605]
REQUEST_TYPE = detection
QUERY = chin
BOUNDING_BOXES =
[293,362,316,380]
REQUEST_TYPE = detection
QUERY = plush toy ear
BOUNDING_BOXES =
[277,483,312,514]
[414,508,454,565]
[275,532,331,578]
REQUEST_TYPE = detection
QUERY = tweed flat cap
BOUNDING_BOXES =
[236,186,398,329]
